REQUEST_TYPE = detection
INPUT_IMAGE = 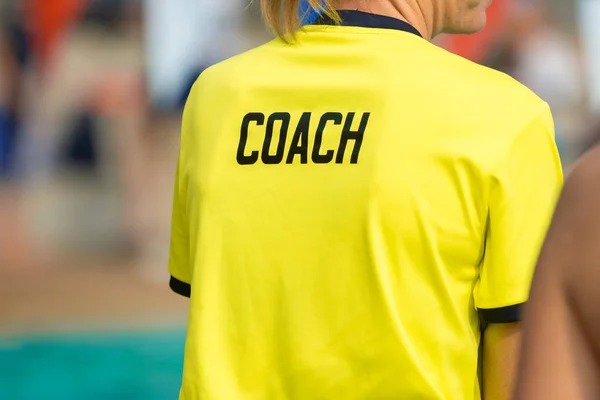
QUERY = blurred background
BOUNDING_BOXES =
[0,0,597,399]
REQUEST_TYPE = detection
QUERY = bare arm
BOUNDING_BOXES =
[514,145,600,400]
[483,323,521,400]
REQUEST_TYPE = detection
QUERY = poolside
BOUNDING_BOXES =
[0,328,186,400]
[0,260,190,400]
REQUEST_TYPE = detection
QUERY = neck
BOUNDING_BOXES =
[335,0,443,40]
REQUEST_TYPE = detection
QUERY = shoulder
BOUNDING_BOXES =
[387,40,548,136]
[402,43,555,166]
[184,40,280,112]
[424,43,544,113]
[193,40,279,88]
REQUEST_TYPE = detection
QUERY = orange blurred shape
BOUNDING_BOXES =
[25,0,89,69]
[444,0,513,63]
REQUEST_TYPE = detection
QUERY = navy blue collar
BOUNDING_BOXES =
[313,10,423,38]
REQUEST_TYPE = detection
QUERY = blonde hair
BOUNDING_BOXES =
[260,0,340,38]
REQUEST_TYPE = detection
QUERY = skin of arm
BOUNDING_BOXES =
[514,145,600,400]
[483,322,522,400]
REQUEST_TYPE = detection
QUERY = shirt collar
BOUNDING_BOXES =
[312,10,423,38]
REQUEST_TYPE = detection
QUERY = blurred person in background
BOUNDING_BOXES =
[20,0,151,260]
[0,2,32,270]
[0,8,27,178]
[13,0,87,182]
[168,0,562,399]
[144,0,249,112]
[6,0,251,273]
[514,142,600,400]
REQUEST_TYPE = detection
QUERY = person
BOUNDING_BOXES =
[514,144,600,400]
[0,6,32,271]
[167,0,563,398]
[0,9,28,178]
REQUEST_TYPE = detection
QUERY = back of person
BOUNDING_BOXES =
[169,7,563,400]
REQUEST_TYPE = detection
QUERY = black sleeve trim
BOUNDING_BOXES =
[169,276,191,298]
[479,303,523,324]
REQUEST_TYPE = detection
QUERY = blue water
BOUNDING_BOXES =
[0,328,186,400]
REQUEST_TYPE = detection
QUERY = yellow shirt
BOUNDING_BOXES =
[169,11,563,400]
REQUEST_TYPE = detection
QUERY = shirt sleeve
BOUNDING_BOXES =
[474,103,564,324]
[168,87,198,298]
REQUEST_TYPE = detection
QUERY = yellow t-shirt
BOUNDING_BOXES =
[169,11,563,400]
